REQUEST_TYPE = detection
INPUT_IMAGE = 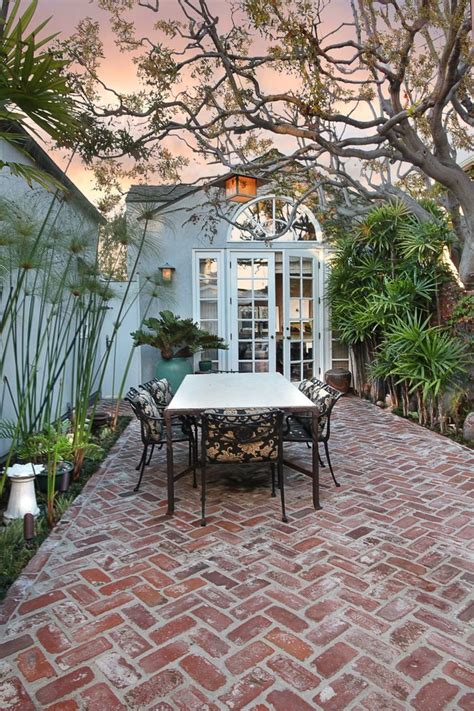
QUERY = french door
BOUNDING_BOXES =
[230,253,276,373]
[282,252,318,381]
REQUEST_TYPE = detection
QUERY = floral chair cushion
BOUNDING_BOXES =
[140,378,173,409]
[202,408,283,464]
[125,388,163,443]
[290,379,342,439]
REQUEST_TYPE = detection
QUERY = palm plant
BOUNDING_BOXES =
[132,310,228,360]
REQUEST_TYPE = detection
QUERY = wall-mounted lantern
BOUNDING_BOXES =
[159,262,175,283]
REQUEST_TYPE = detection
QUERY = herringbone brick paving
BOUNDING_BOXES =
[0,396,473,710]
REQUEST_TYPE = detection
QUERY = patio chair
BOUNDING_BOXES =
[125,387,196,492]
[200,408,286,526]
[140,377,172,411]
[283,378,342,487]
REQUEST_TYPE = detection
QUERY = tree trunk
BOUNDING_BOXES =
[458,201,474,289]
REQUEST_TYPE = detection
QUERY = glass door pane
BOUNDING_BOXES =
[283,254,317,381]
[231,253,275,373]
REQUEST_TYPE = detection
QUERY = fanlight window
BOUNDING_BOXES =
[229,196,322,243]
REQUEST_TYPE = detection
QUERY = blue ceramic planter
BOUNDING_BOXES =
[156,357,193,393]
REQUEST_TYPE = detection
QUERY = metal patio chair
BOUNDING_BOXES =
[283,378,342,487]
[125,387,196,492]
[200,407,286,526]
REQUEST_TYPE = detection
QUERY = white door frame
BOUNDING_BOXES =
[228,251,276,373]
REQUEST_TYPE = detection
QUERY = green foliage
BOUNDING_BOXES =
[372,312,468,398]
[132,310,228,360]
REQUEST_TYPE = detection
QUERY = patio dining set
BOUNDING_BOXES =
[125,372,342,526]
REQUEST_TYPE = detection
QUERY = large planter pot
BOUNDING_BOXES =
[156,357,193,393]
[35,461,73,493]
[324,368,352,394]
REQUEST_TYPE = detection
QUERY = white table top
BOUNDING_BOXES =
[166,373,316,414]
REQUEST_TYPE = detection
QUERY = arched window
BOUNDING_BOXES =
[228,195,323,243]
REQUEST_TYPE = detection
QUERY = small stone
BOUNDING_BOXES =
[376,401,385,408]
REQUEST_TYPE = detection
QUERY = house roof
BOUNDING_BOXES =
[1,122,104,224]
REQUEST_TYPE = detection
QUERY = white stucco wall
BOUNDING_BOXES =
[0,138,102,456]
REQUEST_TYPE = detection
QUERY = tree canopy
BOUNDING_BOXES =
[67,0,473,284]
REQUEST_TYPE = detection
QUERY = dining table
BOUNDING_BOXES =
[164,372,321,516]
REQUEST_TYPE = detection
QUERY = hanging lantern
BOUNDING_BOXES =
[224,174,258,203]
[159,262,175,283]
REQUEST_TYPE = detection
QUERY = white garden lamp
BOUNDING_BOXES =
[3,463,42,524]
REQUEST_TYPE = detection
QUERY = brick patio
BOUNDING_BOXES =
[0,396,473,710]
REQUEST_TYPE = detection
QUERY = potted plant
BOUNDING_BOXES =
[132,310,228,391]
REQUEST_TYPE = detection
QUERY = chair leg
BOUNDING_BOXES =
[270,463,276,497]
[278,460,288,523]
[305,440,325,467]
[324,440,340,487]
[135,449,145,471]
[134,444,148,492]
[200,461,207,526]
[190,439,197,488]
[146,444,155,465]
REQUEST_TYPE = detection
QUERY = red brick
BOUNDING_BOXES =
[313,642,358,678]
[338,588,379,612]
[386,556,427,576]
[164,578,206,598]
[110,625,152,658]
[427,632,474,664]
[202,570,238,588]
[16,646,55,682]
[228,614,272,644]
[192,604,232,631]
[36,666,95,705]
[141,568,174,588]
[265,627,312,661]
[345,629,396,664]
[73,612,123,643]
[123,603,156,629]
[99,575,142,596]
[458,602,474,622]
[219,667,274,709]
[459,693,474,710]
[390,620,427,651]
[344,607,389,635]
[306,599,342,621]
[414,608,464,635]
[443,660,474,688]
[307,617,350,646]
[180,654,226,691]
[80,567,111,585]
[225,641,273,674]
[232,594,272,620]
[313,672,368,710]
[95,651,142,688]
[0,634,33,659]
[125,669,184,708]
[267,653,321,692]
[57,637,112,670]
[353,691,405,711]
[266,605,308,632]
[353,656,412,700]
[378,597,416,621]
[150,615,196,645]
[266,689,315,711]
[172,685,220,711]
[148,553,180,570]
[412,678,459,710]
[140,641,188,673]
[37,624,70,654]
[18,590,65,615]
[133,583,166,607]
[67,583,100,606]
[396,646,443,681]
[190,627,230,658]
[109,561,149,578]
[86,591,134,616]
[0,675,36,710]
[81,681,127,710]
